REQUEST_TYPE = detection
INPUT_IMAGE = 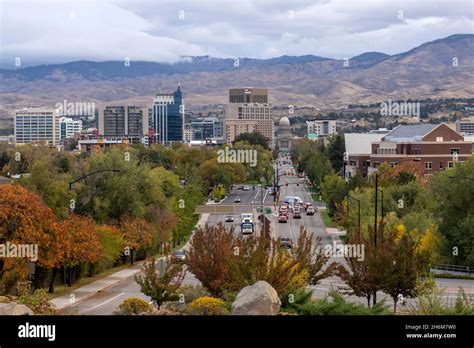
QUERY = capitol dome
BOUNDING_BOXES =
[279,117,290,127]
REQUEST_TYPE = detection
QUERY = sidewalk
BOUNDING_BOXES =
[51,213,210,310]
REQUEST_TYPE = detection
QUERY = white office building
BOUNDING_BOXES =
[60,117,83,140]
[15,108,60,145]
[306,120,337,137]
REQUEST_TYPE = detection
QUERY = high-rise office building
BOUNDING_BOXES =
[151,86,183,144]
[191,117,223,141]
[225,88,274,146]
[98,106,148,143]
[15,108,60,145]
[60,117,83,140]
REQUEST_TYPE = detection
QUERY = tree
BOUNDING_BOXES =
[234,131,269,149]
[96,225,124,270]
[186,224,236,296]
[321,173,347,217]
[135,257,186,308]
[55,214,102,288]
[0,185,60,294]
[325,134,345,173]
[120,217,154,264]
[336,225,381,307]
[429,157,474,266]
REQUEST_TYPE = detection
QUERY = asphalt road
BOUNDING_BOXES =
[62,156,474,314]
[62,184,271,315]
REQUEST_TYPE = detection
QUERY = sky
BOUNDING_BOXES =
[0,0,473,68]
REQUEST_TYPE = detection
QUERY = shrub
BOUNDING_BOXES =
[114,297,152,315]
[179,285,211,304]
[18,289,56,315]
[281,290,391,315]
[409,288,474,315]
[185,296,229,315]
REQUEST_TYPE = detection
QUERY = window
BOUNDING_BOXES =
[425,162,432,170]
[436,137,443,142]
[439,163,443,170]
[448,162,454,168]
[451,148,460,155]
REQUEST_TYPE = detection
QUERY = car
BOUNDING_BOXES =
[280,238,293,249]
[225,215,234,222]
[174,250,186,262]
[306,206,315,215]
[304,202,312,210]
[243,186,250,191]
[293,205,302,218]
[234,197,241,203]
[241,213,253,223]
[278,214,288,223]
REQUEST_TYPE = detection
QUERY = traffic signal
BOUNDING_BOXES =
[286,183,288,186]
[296,183,299,186]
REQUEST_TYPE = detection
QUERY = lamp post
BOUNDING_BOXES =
[372,157,420,306]
[373,158,420,245]
[327,189,361,233]
[69,169,121,190]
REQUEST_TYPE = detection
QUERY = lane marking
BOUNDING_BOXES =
[80,292,125,313]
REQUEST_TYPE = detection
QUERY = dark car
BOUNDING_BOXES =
[174,250,186,262]
[234,197,241,203]
[280,238,293,249]
[225,215,234,222]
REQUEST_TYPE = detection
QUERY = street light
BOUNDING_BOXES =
[373,158,420,245]
[372,157,420,306]
[326,189,361,233]
[69,169,121,190]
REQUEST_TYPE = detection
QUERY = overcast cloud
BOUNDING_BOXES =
[0,0,473,68]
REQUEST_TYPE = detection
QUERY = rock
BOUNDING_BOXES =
[231,281,281,315]
[0,302,34,315]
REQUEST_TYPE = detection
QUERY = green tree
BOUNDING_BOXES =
[234,131,269,149]
[429,157,474,266]
[325,134,345,173]
[135,257,186,308]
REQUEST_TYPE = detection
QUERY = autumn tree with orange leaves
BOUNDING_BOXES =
[0,185,60,294]
[54,214,102,289]
[120,217,154,264]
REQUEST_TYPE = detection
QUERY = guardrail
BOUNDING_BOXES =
[431,264,472,276]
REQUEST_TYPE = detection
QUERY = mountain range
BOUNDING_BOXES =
[0,34,473,126]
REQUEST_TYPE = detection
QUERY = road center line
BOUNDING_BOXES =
[80,292,125,313]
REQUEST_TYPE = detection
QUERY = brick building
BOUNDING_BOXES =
[345,124,472,178]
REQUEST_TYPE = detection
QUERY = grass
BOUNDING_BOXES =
[47,263,132,300]
[432,273,474,280]
[321,210,335,228]
[48,231,194,300]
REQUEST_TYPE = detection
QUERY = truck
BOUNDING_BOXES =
[241,221,254,234]
[241,213,253,223]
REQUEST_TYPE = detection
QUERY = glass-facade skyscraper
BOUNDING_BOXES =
[152,86,183,143]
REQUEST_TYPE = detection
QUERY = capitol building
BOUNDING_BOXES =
[276,116,292,152]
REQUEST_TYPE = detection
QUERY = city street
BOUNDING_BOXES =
[59,156,474,314]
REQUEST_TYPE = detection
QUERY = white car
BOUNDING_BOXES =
[241,213,253,223]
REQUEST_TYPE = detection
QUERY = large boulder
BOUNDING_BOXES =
[0,302,34,315]
[231,281,281,315]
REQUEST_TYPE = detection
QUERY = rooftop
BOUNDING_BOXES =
[383,124,438,142]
